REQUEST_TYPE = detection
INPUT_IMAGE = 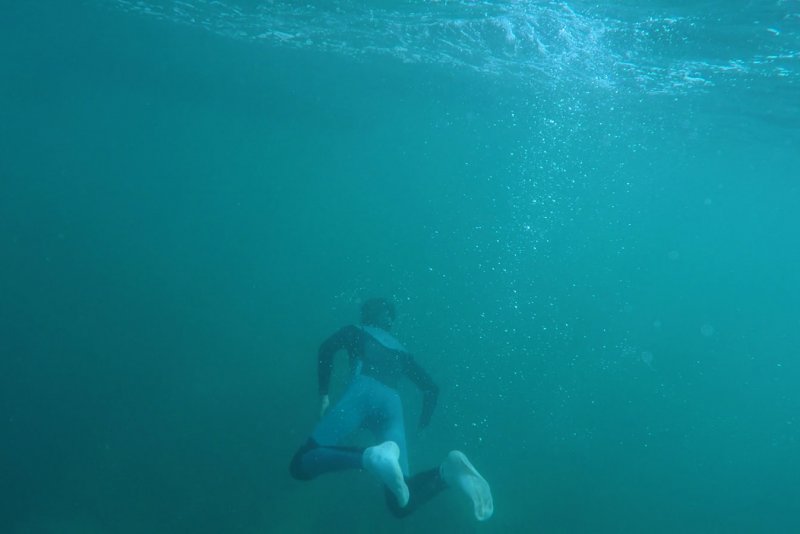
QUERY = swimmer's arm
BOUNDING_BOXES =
[404,356,439,429]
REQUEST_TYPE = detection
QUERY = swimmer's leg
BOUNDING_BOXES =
[385,466,447,518]
[289,378,367,480]
[289,438,364,480]
[359,378,410,508]
[373,389,409,476]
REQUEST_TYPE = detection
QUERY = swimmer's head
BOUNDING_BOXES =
[360,297,396,330]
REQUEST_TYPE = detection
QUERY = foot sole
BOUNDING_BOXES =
[363,441,409,508]
[441,450,494,521]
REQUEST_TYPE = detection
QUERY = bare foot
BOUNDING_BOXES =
[440,450,494,521]
[363,441,409,508]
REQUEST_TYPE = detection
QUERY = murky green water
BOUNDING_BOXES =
[2,1,798,532]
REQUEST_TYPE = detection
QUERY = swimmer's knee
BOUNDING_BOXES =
[289,439,318,481]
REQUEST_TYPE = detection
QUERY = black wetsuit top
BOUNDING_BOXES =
[318,325,439,428]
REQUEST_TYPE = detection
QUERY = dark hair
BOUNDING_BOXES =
[360,297,396,326]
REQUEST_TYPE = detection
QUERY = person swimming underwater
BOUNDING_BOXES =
[289,297,494,521]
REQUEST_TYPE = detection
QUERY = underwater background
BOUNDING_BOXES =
[2,1,799,532]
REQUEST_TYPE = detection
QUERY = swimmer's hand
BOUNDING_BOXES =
[319,395,330,418]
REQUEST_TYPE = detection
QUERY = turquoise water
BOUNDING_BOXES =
[2,1,798,532]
